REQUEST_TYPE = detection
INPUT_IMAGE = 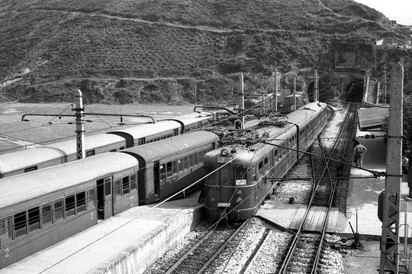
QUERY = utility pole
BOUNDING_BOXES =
[383,63,388,104]
[274,68,279,113]
[293,76,297,110]
[314,69,319,102]
[364,74,370,103]
[238,73,245,129]
[75,90,85,160]
[379,62,404,274]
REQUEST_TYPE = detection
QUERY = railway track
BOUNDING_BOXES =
[277,103,358,273]
[162,221,249,274]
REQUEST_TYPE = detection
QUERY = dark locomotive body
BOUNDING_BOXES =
[203,102,331,221]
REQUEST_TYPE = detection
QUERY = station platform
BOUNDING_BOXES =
[257,129,412,240]
[0,192,203,274]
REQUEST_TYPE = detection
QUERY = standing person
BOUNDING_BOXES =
[402,155,409,175]
[352,139,360,163]
[354,141,367,168]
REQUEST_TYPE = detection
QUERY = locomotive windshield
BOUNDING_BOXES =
[205,164,248,186]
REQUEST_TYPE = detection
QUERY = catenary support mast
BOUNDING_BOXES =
[379,62,404,274]
[75,90,85,160]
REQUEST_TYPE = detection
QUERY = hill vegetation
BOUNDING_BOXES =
[0,0,408,104]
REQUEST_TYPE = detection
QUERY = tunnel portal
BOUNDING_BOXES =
[345,80,364,102]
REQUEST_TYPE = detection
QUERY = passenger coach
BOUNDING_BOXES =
[0,153,139,268]
[121,130,220,204]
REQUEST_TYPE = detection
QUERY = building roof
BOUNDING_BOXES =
[357,107,389,130]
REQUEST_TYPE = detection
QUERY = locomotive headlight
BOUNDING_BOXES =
[235,197,242,204]
[221,149,229,156]
[235,190,242,197]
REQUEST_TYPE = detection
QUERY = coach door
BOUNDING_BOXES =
[96,177,113,220]
[154,161,161,198]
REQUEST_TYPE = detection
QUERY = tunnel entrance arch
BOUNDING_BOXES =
[307,81,315,102]
[345,80,364,102]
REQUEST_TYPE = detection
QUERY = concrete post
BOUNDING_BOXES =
[75,90,85,160]
[293,76,296,110]
[275,69,279,113]
[239,73,244,129]
[379,63,404,274]
[314,69,319,102]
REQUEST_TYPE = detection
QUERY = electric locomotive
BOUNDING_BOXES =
[203,102,330,221]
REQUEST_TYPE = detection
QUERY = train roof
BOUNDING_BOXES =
[0,153,138,209]
[108,120,180,138]
[172,113,213,125]
[203,143,273,165]
[286,102,327,124]
[121,131,219,162]
[47,133,125,154]
[0,147,63,175]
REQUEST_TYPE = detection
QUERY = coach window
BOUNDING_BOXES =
[166,162,172,177]
[14,211,27,238]
[138,138,146,145]
[0,217,12,244]
[122,177,130,195]
[24,166,37,173]
[86,150,95,157]
[189,154,194,167]
[88,188,96,208]
[65,195,75,217]
[42,203,52,227]
[115,180,121,196]
[178,159,183,172]
[183,156,189,170]
[160,164,166,180]
[104,178,112,195]
[28,207,40,232]
[76,192,86,213]
[54,199,64,222]
[273,150,278,163]
[130,174,137,190]
[194,152,199,165]
[172,161,178,174]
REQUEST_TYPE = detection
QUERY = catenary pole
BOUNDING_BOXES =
[379,62,404,274]
[75,90,85,160]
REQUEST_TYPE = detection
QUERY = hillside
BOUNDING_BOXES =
[0,0,404,104]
